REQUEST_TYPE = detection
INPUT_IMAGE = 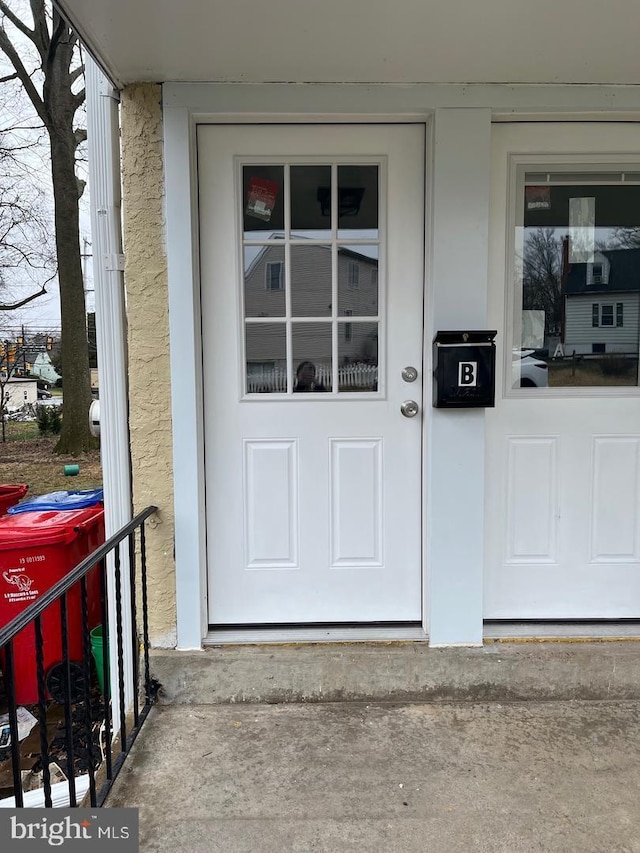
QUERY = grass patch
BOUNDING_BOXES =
[548,359,638,387]
[0,433,102,497]
[2,421,40,442]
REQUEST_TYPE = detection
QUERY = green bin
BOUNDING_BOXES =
[90,625,109,695]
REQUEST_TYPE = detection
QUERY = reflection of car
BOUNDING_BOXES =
[513,349,549,388]
[37,389,52,399]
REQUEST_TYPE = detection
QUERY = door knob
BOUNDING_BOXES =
[400,400,420,418]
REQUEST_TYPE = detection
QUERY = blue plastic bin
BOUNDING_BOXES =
[8,488,104,514]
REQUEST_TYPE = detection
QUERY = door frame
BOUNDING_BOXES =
[165,108,433,647]
[164,84,503,650]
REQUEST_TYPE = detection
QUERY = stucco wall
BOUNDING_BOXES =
[121,83,176,648]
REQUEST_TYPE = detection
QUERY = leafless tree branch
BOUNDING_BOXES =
[69,64,83,85]
[0,1,34,40]
[0,283,46,310]
[0,25,46,123]
[28,0,50,58]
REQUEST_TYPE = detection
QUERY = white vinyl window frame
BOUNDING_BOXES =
[601,304,614,326]
[505,155,640,398]
[592,303,616,327]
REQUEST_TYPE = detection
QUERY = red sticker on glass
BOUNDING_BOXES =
[246,177,279,222]
[525,186,551,211]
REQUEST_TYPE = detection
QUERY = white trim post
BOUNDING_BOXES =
[86,57,134,725]
[426,108,491,646]
[164,106,208,649]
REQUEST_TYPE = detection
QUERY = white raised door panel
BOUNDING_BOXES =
[200,124,425,625]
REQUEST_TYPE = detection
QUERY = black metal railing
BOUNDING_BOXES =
[0,505,158,808]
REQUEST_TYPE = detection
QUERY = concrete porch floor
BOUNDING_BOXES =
[106,642,640,852]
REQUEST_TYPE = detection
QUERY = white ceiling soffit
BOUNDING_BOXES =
[57,0,640,88]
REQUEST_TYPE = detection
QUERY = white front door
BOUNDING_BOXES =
[199,124,425,625]
[485,123,640,619]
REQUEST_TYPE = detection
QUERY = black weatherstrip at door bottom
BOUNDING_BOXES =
[209,621,423,631]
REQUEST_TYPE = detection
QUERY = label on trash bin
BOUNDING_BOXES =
[1,567,40,603]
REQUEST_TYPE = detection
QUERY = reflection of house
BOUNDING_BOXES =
[564,249,640,355]
[245,244,379,388]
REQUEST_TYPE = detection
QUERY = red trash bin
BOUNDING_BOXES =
[0,506,105,704]
[0,485,28,516]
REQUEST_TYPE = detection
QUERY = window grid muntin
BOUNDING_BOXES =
[240,159,382,398]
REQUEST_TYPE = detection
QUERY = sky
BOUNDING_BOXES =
[0,0,92,338]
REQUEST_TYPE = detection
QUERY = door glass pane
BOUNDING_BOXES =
[292,323,332,392]
[291,245,332,317]
[240,159,384,398]
[338,245,378,316]
[291,165,332,240]
[244,245,285,317]
[243,165,284,239]
[337,165,379,239]
[515,178,640,389]
[338,321,378,391]
[246,323,287,393]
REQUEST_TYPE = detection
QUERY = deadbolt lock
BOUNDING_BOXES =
[402,366,418,383]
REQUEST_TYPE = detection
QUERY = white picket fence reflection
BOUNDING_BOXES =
[247,367,288,393]
[247,363,378,393]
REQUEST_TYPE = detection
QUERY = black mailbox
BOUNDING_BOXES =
[433,330,497,408]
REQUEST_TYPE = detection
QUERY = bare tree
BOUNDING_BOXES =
[610,227,640,249]
[522,228,563,334]
[0,130,55,309]
[0,0,91,453]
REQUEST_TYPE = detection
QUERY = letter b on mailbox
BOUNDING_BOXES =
[433,331,496,408]
[458,361,477,387]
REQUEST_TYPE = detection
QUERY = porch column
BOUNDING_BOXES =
[120,84,177,647]
[426,108,491,646]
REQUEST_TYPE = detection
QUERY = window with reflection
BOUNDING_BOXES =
[514,171,640,389]
[242,162,381,395]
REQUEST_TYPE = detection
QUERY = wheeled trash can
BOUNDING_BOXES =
[0,504,105,704]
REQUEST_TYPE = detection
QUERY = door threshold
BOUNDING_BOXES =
[484,621,640,641]
[205,624,427,645]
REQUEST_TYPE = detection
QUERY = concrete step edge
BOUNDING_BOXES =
[148,642,640,704]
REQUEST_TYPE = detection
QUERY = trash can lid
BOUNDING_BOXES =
[0,484,28,496]
[0,506,104,546]
[8,488,104,514]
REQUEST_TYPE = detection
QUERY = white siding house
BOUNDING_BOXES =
[564,249,640,355]
[3,379,37,412]
[564,293,640,354]
[245,244,379,391]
